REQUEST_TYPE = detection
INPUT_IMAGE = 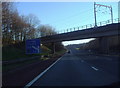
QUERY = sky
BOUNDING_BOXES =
[16,2,118,46]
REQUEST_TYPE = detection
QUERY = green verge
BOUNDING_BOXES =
[3,49,66,73]
[3,57,41,72]
[2,46,37,61]
[2,44,51,61]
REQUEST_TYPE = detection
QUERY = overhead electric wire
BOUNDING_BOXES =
[57,16,93,32]
[55,6,112,33]
[56,11,94,29]
[52,8,93,25]
[58,13,94,32]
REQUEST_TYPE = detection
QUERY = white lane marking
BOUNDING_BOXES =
[24,55,64,88]
[91,66,99,71]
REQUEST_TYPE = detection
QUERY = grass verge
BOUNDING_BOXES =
[3,57,41,73]
[3,49,66,73]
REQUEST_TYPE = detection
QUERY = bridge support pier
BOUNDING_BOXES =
[52,42,55,54]
[99,37,110,54]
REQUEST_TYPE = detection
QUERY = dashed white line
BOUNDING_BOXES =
[91,66,99,71]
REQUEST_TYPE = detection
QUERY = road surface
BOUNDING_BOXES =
[30,45,120,86]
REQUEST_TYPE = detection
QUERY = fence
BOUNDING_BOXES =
[45,18,120,36]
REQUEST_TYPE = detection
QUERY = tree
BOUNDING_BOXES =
[2,2,15,45]
[37,24,56,37]
[21,14,40,40]
[37,25,64,53]
[2,2,40,45]
[26,14,40,28]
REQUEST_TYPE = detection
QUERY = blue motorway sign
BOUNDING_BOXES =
[26,39,40,54]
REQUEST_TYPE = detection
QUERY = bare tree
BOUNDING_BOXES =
[2,2,40,44]
[37,24,56,37]
[21,14,40,40]
[2,2,15,45]
[26,14,40,28]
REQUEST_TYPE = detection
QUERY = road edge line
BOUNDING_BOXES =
[24,54,64,88]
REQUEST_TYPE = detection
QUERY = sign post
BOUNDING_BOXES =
[26,39,40,54]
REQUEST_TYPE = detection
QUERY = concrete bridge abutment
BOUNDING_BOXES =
[98,37,110,54]
[51,42,55,54]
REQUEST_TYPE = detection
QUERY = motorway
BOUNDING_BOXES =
[31,45,120,86]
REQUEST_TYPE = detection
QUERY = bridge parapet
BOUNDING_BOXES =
[41,23,120,43]
[42,18,120,37]
[59,18,120,34]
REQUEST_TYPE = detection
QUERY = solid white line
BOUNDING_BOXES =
[91,66,98,71]
[24,55,63,88]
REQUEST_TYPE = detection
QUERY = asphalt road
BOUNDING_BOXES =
[31,46,120,86]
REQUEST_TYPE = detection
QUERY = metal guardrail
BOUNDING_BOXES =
[44,18,120,36]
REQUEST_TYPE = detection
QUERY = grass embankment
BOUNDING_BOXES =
[3,58,41,72]
[3,46,29,61]
[2,44,66,72]
[79,35,120,54]
[2,41,52,60]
